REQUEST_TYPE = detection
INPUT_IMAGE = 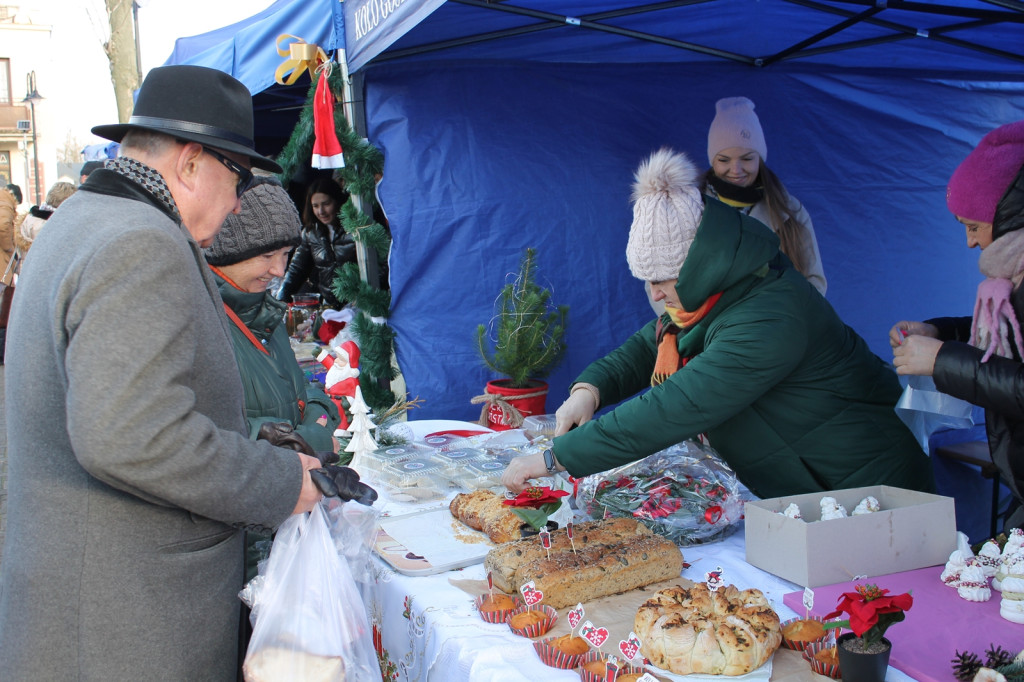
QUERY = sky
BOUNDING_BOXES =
[20,0,273,180]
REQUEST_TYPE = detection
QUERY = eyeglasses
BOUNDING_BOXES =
[203,147,255,198]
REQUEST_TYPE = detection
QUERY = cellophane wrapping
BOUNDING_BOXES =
[574,440,746,546]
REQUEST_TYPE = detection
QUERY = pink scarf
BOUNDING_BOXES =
[972,230,1024,362]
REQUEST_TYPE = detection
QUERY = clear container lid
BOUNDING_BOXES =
[431,447,488,468]
[380,457,447,488]
[364,443,435,472]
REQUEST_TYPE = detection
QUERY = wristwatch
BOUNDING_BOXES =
[542,447,559,474]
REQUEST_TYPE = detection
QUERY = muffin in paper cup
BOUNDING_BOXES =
[474,593,522,624]
[802,637,841,679]
[577,650,645,682]
[506,604,557,638]
[779,615,831,651]
[534,634,589,670]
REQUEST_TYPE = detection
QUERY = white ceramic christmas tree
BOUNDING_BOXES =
[345,385,377,469]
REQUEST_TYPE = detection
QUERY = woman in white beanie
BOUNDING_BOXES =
[503,148,932,500]
[703,96,826,295]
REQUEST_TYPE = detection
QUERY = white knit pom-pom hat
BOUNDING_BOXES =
[625,148,704,282]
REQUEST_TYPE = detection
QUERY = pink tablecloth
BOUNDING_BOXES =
[782,566,1022,682]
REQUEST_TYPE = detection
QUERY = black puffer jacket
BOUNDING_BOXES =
[931,164,1024,529]
[278,222,356,307]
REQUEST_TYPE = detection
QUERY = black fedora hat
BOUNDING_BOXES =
[92,65,282,173]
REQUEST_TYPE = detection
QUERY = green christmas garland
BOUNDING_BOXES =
[276,66,399,415]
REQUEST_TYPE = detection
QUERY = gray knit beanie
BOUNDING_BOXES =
[625,148,704,282]
[205,176,301,266]
[707,96,768,165]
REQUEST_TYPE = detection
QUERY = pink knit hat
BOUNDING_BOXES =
[707,97,768,165]
[947,120,1024,224]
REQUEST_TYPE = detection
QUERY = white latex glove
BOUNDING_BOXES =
[554,388,598,436]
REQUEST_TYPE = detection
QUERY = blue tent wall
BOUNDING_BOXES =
[368,60,1024,421]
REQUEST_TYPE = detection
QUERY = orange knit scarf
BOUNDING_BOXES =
[651,292,722,386]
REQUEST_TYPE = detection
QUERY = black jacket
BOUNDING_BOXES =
[931,164,1024,527]
[278,222,356,307]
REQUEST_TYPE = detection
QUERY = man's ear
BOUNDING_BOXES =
[174,142,205,191]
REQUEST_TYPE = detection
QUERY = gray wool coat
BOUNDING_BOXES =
[0,171,302,681]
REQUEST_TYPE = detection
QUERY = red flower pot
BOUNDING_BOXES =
[482,379,548,431]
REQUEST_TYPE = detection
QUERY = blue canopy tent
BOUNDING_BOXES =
[167,1,1024,426]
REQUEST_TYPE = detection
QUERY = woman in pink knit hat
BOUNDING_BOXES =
[891,119,1024,533]
[702,96,827,295]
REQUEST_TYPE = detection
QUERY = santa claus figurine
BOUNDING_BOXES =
[316,340,361,430]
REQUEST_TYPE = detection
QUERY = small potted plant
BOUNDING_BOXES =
[474,247,568,430]
[823,583,913,682]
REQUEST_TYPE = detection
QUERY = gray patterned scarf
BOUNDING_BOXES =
[105,157,180,221]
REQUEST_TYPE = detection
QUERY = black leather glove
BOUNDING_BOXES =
[256,422,315,458]
[310,465,378,506]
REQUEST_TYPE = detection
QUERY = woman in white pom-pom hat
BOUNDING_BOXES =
[703,96,826,295]
[503,148,932,500]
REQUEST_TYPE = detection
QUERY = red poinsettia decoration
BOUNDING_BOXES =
[502,486,569,531]
[823,583,913,649]
[503,486,569,509]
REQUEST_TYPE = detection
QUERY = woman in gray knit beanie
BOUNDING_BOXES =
[205,176,343,462]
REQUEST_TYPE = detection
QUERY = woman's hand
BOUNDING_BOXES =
[889,321,939,349]
[501,452,548,494]
[554,388,597,436]
[892,335,943,376]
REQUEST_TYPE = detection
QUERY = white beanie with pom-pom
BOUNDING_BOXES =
[625,148,704,282]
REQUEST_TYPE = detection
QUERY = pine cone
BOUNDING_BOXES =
[952,650,982,681]
[986,645,1015,668]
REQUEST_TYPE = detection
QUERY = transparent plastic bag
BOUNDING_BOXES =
[574,440,745,546]
[242,502,380,682]
[895,375,975,454]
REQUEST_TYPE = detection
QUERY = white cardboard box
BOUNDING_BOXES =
[744,485,957,588]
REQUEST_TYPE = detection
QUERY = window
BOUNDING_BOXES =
[0,58,9,105]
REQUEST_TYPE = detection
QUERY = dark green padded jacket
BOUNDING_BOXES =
[214,273,340,454]
[554,199,933,499]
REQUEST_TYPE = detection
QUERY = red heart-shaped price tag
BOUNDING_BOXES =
[568,603,584,630]
[487,571,493,591]
[519,581,544,606]
[581,620,609,647]
[567,521,574,540]
[619,632,642,661]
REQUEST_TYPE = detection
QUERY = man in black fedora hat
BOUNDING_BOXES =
[0,65,331,680]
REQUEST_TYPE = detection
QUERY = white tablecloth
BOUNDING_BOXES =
[361,521,917,682]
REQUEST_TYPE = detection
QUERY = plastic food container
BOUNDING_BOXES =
[380,457,447,489]
[458,459,507,490]
[431,447,489,470]
[363,444,435,472]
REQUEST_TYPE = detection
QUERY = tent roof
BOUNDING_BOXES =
[353,0,1023,75]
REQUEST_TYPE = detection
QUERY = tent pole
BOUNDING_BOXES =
[338,49,381,293]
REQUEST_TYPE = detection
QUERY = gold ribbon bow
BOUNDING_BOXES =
[274,34,328,86]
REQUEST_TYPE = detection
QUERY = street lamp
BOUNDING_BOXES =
[22,71,43,205]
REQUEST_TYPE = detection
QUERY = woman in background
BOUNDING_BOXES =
[277,176,356,309]
[891,119,1024,532]
[15,181,76,257]
[702,96,826,295]
[205,176,342,458]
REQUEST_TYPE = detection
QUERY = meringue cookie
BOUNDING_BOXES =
[977,540,1003,578]
[852,496,881,515]
[941,549,972,587]
[780,503,803,520]
[1004,528,1024,555]
[819,496,848,521]
[993,549,1023,591]
[999,595,1024,624]
[957,561,992,602]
